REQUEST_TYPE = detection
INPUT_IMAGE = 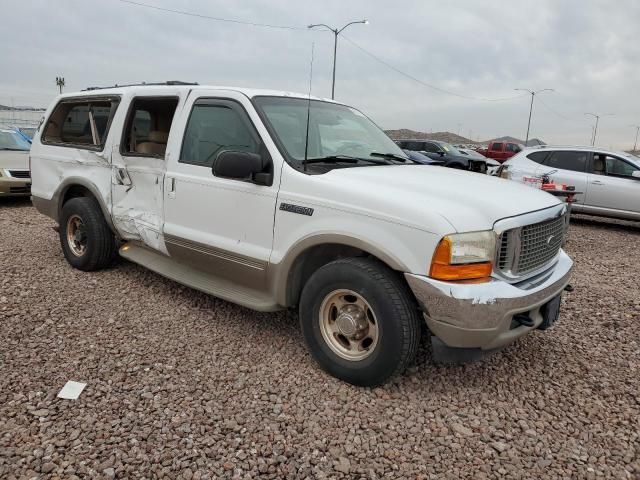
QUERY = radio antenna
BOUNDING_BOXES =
[303,42,315,171]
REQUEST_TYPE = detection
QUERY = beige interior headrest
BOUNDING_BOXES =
[148,131,169,143]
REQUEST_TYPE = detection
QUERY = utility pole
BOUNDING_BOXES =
[630,125,640,151]
[514,88,554,146]
[56,76,66,94]
[585,112,614,146]
[308,20,368,99]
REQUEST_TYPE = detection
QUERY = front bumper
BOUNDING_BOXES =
[0,176,31,197]
[405,250,573,350]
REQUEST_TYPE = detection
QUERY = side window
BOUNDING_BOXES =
[404,141,423,151]
[544,151,588,172]
[592,154,639,177]
[42,98,118,149]
[491,142,503,151]
[423,142,440,153]
[121,97,179,158]
[506,143,520,153]
[180,102,259,168]
[526,151,549,164]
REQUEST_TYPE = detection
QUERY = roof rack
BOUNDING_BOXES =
[83,81,198,91]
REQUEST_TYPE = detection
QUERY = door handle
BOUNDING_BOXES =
[168,177,176,198]
[591,180,604,185]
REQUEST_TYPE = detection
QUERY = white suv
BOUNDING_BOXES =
[30,83,573,386]
[502,146,640,221]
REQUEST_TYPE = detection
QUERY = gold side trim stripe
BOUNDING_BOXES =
[165,235,266,271]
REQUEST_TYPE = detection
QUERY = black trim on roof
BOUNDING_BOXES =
[83,81,198,91]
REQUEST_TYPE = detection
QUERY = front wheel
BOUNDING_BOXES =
[299,257,421,387]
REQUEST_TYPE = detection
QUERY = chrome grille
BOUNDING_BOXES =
[8,170,30,179]
[497,214,565,277]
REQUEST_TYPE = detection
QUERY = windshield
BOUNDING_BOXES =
[253,96,407,165]
[0,131,31,151]
[437,142,461,155]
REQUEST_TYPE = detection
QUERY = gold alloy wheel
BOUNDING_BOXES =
[319,289,379,361]
[66,214,87,257]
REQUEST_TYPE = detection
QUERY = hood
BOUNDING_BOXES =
[0,151,29,171]
[319,165,561,233]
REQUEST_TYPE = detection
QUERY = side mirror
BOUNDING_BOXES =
[438,151,445,157]
[212,150,272,185]
[632,171,640,179]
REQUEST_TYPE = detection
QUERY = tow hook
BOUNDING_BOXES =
[564,284,574,292]
[513,313,534,328]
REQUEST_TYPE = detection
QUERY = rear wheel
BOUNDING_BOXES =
[59,197,116,271]
[299,257,421,387]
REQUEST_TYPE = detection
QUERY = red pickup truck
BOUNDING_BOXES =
[477,141,523,163]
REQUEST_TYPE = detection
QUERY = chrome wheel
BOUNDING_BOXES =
[66,214,87,257]
[319,289,379,361]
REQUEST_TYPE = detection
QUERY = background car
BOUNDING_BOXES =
[396,139,487,173]
[402,149,445,165]
[477,140,523,162]
[0,128,31,197]
[456,147,501,175]
[501,146,640,221]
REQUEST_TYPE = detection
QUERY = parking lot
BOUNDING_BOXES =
[1,198,638,479]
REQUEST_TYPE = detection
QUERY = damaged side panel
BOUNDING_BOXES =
[111,159,167,254]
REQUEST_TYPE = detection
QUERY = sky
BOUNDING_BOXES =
[1,0,640,148]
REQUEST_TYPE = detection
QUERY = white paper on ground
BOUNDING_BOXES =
[57,381,87,400]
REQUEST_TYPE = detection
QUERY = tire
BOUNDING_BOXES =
[59,197,116,271]
[299,257,421,387]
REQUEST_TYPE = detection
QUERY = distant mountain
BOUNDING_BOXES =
[487,135,546,146]
[385,129,480,145]
[0,104,46,111]
[385,129,547,147]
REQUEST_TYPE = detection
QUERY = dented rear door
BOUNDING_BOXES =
[110,89,187,253]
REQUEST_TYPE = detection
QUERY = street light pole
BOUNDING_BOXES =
[630,125,640,151]
[308,20,368,99]
[585,113,613,146]
[55,76,65,94]
[514,88,554,146]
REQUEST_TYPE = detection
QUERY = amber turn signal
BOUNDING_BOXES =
[429,237,493,281]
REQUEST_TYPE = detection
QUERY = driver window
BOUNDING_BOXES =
[180,103,258,167]
[591,154,639,177]
[423,142,440,153]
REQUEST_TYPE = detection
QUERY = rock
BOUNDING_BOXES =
[334,457,351,474]
[491,442,508,453]
[451,423,474,437]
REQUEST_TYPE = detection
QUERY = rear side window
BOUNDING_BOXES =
[42,97,119,149]
[180,101,259,168]
[491,142,503,151]
[121,97,179,158]
[544,151,588,172]
[526,151,550,164]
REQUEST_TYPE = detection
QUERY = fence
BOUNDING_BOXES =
[0,110,45,129]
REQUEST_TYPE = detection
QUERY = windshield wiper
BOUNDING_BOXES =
[301,155,397,166]
[301,155,360,165]
[370,152,414,163]
[0,147,28,151]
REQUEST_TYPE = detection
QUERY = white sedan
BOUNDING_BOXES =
[501,146,640,221]
[0,129,31,197]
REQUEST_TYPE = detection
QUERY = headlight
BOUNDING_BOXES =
[430,231,496,281]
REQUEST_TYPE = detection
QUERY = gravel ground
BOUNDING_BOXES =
[1,199,639,479]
